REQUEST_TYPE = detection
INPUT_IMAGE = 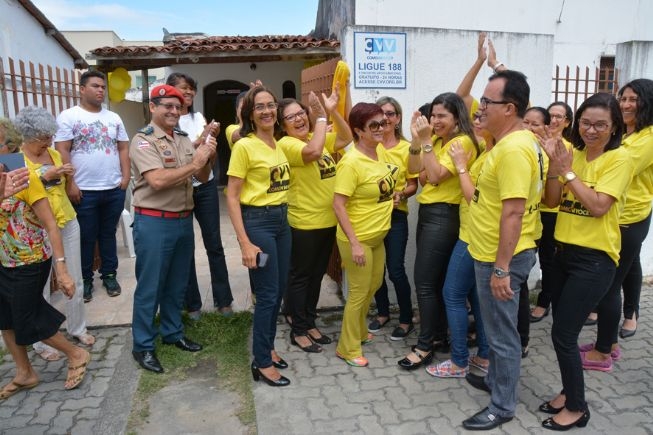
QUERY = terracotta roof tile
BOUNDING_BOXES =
[92,35,340,56]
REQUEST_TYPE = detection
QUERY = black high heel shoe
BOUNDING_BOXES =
[251,362,290,387]
[542,409,590,431]
[271,354,288,369]
[291,332,322,353]
[539,401,564,414]
[308,329,332,345]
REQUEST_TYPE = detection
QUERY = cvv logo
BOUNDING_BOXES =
[364,37,397,54]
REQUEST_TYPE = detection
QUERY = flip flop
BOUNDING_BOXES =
[64,351,91,390]
[0,380,39,400]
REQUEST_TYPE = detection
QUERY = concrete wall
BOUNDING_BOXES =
[616,41,653,84]
[341,26,554,134]
[0,0,74,67]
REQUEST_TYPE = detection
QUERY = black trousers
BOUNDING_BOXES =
[286,226,336,335]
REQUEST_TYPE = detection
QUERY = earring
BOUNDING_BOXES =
[395,124,399,130]
[453,124,460,134]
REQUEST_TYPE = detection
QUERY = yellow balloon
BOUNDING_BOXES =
[109,73,126,92]
[109,87,125,103]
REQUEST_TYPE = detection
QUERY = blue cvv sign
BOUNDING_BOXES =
[364,37,397,54]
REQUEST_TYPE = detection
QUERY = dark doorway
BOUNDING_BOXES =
[203,80,249,186]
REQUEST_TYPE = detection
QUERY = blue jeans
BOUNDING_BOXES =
[184,178,233,311]
[550,243,615,411]
[443,240,489,367]
[414,203,459,350]
[475,248,536,418]
[243,204,291,368]
[373,209,413,324]
[74,187,126,281]
[131,214,194,352]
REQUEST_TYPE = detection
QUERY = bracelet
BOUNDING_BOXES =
[546,175,559,180]
[316,117,327,123]
[493,62,504,73]
[409,147,421,155]
[54,257,66,263]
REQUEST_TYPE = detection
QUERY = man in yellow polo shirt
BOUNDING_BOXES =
[462,70,542,431]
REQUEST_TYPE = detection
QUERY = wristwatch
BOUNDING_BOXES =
[458,168,467,175]
[564,171,577,183]
[422,143,434,153]
[493,266,510,279]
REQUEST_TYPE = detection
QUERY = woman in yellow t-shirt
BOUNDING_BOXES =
[367,96,418,340]
[334,103,396,367]
[398,93,479,370]
[581,79,653,365]
[539,93,633,430]
[277,89,352,353]
[531,102,574,322]
[14,107,95,363]
[226,86,291,387]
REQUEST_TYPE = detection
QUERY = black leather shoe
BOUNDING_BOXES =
[164,336,202,352]
[291,332,322,353]
[619,327,636,339]
[530,306,550,323]
[272,357,288,369]
[132,350,164,373]
[539,400,564,414]
[465,373,491,393]
[397,346,433,370]
[542,409,590,431]
[308,329,333,345]
[462,407,513,430]
[251,362,290,387]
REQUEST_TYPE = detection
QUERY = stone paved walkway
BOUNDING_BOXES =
[1,189,652,433]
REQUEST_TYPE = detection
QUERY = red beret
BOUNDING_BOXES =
[150,84,184,104]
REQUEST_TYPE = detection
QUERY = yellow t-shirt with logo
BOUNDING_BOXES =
[468,129,544,262]
[334,144,396,242]
[459,150,489,244]
[540,138,572,214]
[226,124,240,150]
[25,148,76,228]
[554,147,633,264]
[227,134,290,206]
[382,139,418,213]
[619,126,653,224]
[417,134,478,205]
[278,132,338,229]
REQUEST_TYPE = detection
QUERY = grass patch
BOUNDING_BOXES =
[127,311,254,430]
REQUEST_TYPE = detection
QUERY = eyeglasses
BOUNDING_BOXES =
[156,103,182,111]
[254,102,278,112]
[480,96,511,109]
[282,109,307,122]
[366,120,388,132]
[619,96,638,104]
[383,111,397,118]
[34,136,53,145]
[578,119,611,132]
[472,113,483,121]
[549,113,567,121]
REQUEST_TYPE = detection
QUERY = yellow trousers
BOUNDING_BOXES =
[336,234,386,359]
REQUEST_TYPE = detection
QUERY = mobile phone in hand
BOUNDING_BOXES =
[256,252,269,268]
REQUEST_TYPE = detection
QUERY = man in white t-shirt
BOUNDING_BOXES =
[55,70,131,302]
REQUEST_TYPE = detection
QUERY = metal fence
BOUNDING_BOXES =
[0,56,82,118]
[552,65,619,111]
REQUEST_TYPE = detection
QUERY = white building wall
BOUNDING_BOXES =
[354,0,653,74]
[0,1,73,67]
[341,26,553,135]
